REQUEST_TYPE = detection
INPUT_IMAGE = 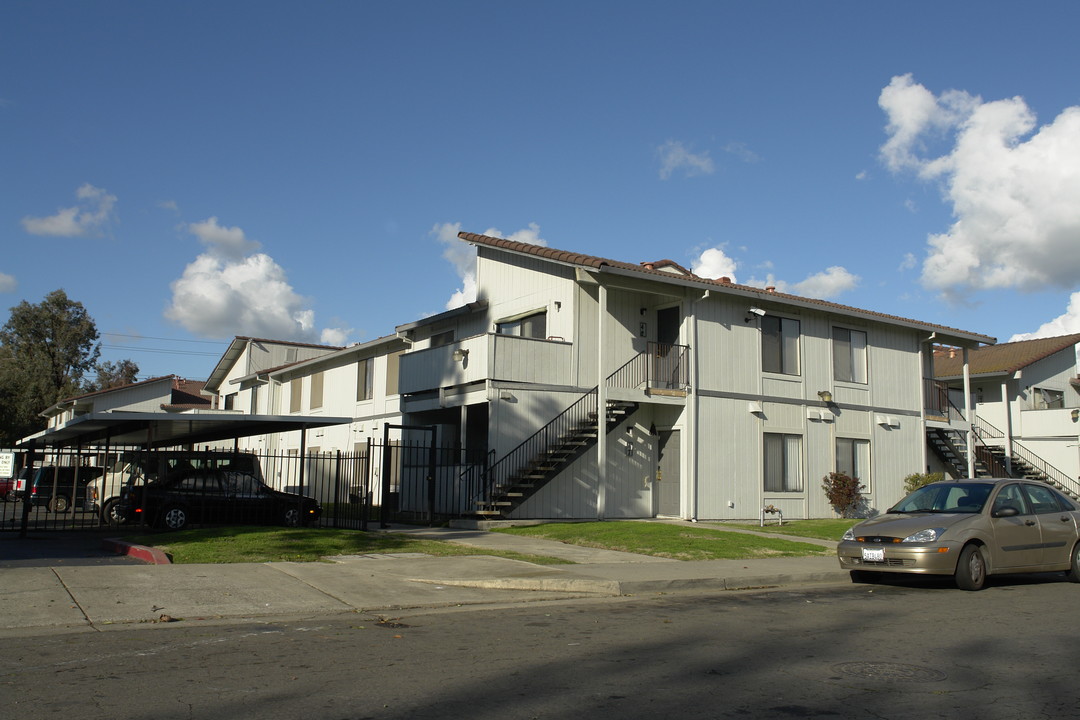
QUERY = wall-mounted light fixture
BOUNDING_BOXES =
[744,307,766,323]
[1072,408,1079,422]
[451,348,469,363]
[817,390,833,403]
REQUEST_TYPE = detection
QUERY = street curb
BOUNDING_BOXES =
[413,570,851,595]
[102,538,172,565]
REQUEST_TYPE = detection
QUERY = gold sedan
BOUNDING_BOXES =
[837,479,1080,590]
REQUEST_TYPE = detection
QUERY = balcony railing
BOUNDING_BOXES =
[607,343,690,392]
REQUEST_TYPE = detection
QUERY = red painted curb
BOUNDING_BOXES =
[102,538,172,565]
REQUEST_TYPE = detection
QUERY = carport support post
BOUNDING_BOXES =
[427,425,437,526]
[18,439,37,538]
[380,422,391,528]
[362,437,372,532]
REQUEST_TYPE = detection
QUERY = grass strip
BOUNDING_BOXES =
[493,521,832,561]
[121,526,573,565]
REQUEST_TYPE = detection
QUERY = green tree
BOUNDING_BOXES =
[88,359,141,392]
[0,289,101,444]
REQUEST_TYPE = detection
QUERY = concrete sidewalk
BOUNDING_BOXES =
[0,523,847,634]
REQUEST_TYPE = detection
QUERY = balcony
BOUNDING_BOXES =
[398,334,573,396]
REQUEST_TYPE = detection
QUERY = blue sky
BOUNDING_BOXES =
[3,1,1080,381]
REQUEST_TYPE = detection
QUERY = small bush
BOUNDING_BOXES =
[822,472,865,518]
[902,472,944,494]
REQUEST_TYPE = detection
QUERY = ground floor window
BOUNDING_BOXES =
[764,433,803,492]
[836,438,870,490]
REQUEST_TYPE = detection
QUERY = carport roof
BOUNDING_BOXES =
[18,411,352,449]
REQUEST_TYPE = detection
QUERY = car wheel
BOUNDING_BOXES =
[102,499,128,527]
[160,506,188,531]
[954,544,987,591]
[283,507,301,527]
[48,496,70,513]
[1066,542,1080,583]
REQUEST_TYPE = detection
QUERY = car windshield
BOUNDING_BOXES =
[890,483,992,514]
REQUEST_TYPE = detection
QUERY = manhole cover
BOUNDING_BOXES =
[833,662,947,682]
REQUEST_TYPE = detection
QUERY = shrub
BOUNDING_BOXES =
[902,472,944,494]
[822,472,865,518]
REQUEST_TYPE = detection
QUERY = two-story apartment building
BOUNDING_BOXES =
[41,375,210,428]
[385,231,994,521]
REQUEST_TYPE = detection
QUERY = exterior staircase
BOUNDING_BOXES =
[926,421,1080,500]
[466,345,690,519]
[473,396,638,518]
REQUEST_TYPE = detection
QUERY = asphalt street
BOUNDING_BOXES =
[3,576,1078,720]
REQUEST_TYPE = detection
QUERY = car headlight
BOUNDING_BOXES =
[842,528,856,541]
[903,528,945,543]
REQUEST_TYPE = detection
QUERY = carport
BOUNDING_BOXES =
[12,410,352,536]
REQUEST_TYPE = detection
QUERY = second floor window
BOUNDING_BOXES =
[833,328,867,383]
[290,378,302,412]
[762,315,800,375]
[496,310,547,339]
[357,358,373,401]
[310,371,324,410]
[1034,387,1064,409]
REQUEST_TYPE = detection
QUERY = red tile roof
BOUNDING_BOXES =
[934,333,1080,378]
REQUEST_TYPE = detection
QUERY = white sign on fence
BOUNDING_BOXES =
[0,451,14,479]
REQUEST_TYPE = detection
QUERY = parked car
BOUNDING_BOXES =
[119,466,320,531]
[0,474,14,501]
[837,478,1080,590]
[13,466,105,512]
[89,450,264,526]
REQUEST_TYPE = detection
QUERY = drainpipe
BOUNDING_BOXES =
[596,283,607,520]
[687,290,708,521]
[963,348,975,478]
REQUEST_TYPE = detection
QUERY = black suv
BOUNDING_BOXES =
[27,466,104,512]
[120,468,321,531]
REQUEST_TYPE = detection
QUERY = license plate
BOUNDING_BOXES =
[862,547,885,563]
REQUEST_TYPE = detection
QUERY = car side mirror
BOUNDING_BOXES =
[993,506,1019,518]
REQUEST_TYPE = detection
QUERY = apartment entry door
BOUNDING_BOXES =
[656,429,681,517]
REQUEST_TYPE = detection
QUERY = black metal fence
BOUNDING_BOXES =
[1,440,480,534]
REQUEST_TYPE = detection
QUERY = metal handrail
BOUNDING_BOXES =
[972,419,1079,497]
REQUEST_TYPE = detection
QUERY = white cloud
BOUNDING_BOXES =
[21,183,117,237]
[691,247,738,281]
[165,220,345,343]
[320,327,351,346]
[0,271,16,293]
[1009,292,1080,341]
[722,142,760,163]
[745,266,860,300]
[899,253,918,271]
[792,266,860,299]
[657,140,715,180]
[435,222,547,310]
[188,216,261,259]
[879,74,1080,298]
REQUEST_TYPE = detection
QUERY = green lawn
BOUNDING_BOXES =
[120,526,573,565]
[123,518,847,565]
[493,521,832,561]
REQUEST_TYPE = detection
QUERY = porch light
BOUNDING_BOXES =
[817,390,833,403]
[1072,408,1079,422]
[452,348,469,363]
